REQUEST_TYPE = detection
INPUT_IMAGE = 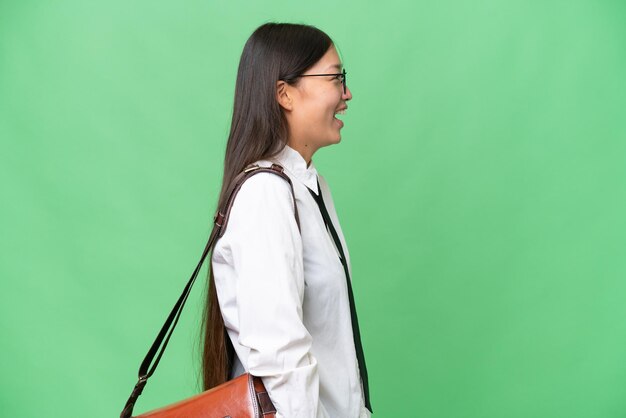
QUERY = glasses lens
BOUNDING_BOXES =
[342,69,347,94]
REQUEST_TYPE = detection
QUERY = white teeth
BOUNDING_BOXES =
[335,109,346,115]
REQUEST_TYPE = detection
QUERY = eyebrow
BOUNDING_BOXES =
[326,63,343,71]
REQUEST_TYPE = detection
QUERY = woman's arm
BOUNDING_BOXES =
[225,172,329,418]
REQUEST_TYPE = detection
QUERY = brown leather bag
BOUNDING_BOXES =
[120,163,300,418]
[132,374,275,417]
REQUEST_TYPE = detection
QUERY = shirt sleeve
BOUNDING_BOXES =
[225,172,330,418]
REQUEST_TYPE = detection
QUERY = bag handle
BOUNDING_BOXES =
[121,163,300,418]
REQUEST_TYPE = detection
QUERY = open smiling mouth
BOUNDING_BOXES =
[334,109,346,127]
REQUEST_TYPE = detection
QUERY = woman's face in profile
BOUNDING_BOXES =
[281,45,353,150]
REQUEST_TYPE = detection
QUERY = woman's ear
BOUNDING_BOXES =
[276,80,294,111]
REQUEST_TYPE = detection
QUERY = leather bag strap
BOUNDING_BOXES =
[121,163,299,418]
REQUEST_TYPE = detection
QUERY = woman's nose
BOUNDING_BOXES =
[343,85,353,100]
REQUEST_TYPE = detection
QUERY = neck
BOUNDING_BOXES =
[287,140,317,167]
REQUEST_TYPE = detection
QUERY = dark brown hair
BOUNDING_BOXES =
[200,22,333,390]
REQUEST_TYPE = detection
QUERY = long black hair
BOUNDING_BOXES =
[201,22,334,390]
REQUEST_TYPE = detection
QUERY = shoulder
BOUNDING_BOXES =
[238,170,294,200]
[230,170,296,218]
[224,170,300,240]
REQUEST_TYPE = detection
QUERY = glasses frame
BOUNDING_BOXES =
[292,68,347,94]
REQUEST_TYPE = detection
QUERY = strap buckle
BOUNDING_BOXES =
[214,211,225,227]
[244,164,260,173]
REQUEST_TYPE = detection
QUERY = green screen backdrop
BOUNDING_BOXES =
[1,1,625,417]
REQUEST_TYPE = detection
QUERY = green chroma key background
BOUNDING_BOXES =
[1,1,625,417]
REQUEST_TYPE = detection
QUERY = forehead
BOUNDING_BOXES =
[312,45,343,71]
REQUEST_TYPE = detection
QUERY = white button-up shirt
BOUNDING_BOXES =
[211,144,371,418]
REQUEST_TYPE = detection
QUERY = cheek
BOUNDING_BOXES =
[300,100,335,124]
[294,90,340,128]
[316,93,340,120]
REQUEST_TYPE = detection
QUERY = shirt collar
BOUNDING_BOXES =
[266,144,319,194]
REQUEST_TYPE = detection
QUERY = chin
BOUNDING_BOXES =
[317,132,342,149]
[329,136,342,146]
[331,131,342,143]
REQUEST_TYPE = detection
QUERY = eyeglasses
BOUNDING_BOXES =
[291,68,348,94]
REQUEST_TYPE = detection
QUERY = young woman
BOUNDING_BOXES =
[202,22,372,418]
